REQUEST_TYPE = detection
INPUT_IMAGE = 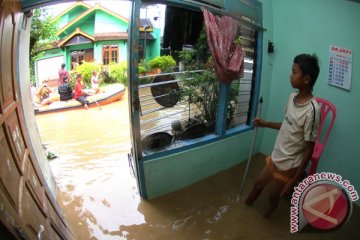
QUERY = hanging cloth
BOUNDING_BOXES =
[202,8,244,84]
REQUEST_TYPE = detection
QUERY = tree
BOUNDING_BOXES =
[29,8,58,83]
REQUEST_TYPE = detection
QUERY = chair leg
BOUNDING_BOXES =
[309,158,319,175]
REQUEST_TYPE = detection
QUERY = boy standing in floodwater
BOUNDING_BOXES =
[245,54,321,217]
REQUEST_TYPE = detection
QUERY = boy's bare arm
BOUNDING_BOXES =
[254,118,282,130]
[280,141,315,197]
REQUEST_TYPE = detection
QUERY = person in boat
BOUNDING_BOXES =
[58,63,69,85]
[58,76,73,101]
[74,73,90,109]
[36,80,53,105]
[91,70,101,94]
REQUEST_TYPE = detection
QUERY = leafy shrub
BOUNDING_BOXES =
[68,71,77,89]
[180,66,219,124]
[178,49,195,64]
[179,58,238,128]
[72,61,101,86]
[178,49,197,70]
[138,59,151,74]
[99,70,113,84]
[148,55,176,72]
[138,65,146,74]
[108,61,128,85]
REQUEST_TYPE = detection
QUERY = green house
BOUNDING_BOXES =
[35,2,161,86]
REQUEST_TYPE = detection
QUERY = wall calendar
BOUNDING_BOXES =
[328,45,352,91]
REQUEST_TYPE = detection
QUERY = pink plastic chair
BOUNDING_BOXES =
[308,97,336,175]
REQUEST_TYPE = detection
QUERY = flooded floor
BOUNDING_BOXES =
[36,94,360,240]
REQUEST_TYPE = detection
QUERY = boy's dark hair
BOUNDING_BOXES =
[294,54,320,90]
[76,73,82,78]
[61,63,66,69]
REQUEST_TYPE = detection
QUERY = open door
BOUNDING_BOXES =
[0,1,71,239]
[127,0,146,197]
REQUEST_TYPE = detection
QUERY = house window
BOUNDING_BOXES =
[65,35,91,46]
[70,49,94,69]
[102,45,118,65]
[132,2,262,157]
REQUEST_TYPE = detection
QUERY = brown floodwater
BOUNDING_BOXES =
[36,94,142,239]
[35,93,360,240]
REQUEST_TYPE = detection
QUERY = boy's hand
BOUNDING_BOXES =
[254,118,266,127]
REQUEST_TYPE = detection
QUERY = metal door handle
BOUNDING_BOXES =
[37,224,44,240]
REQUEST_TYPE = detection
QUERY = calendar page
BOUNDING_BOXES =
[328,45,352,91]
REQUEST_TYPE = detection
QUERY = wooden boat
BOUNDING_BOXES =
[34,83,126,115]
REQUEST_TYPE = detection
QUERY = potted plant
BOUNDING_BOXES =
[148,55,176,73]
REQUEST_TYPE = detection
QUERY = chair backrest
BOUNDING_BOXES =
[309,97,336,175]
[315,98,337,147]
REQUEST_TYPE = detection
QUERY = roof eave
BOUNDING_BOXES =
[58,28,95,47]
[51,2,91,23]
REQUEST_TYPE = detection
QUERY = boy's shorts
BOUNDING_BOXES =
[265,156,298,183]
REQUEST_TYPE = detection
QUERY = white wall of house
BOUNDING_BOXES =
[35,55,64,86]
